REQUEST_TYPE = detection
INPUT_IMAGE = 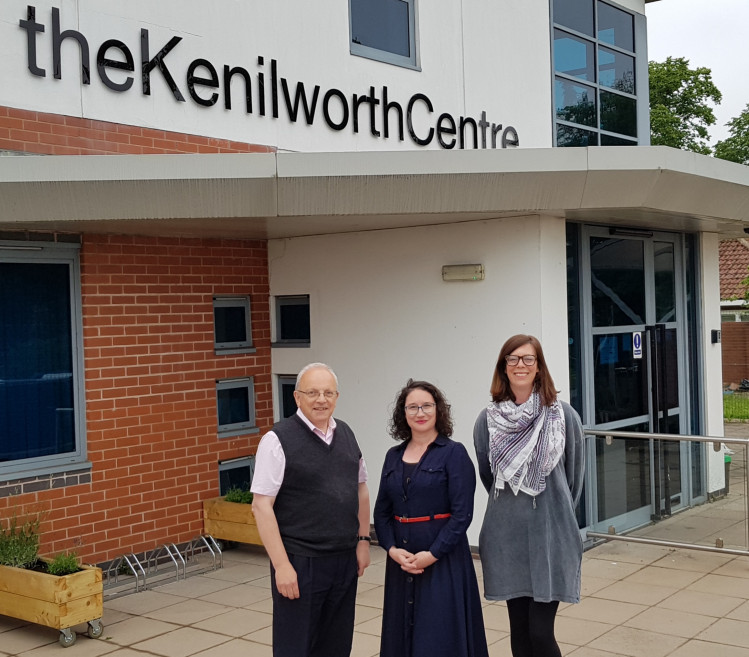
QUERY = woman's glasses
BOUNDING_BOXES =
[404,403,436,416]
[505,355,537,367]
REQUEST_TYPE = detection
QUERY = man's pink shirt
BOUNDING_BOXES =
[250,409,368,497]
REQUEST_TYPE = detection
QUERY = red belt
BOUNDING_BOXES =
[394,513,451,523]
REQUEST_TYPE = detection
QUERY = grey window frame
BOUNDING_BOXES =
[216,376,259,438]
[551,0,648,147]
[0,240,88,479]
[218,455,255,495]
[273,295,311,347]
[349,0,420,70]
[277,375,298,419]
[213,295,255,355]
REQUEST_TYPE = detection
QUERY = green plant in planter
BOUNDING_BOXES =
[0,511,42,568]
[224,487,253,504]
[47,551,81,576]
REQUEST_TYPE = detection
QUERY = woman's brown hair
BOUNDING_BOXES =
[389,379,453,441]
[490,334,557,406]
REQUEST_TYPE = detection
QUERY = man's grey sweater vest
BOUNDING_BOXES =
[273,414,361,556]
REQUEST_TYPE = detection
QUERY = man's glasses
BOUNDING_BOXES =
[297,389,339,400]
[505,355,537,367]
[404,403,436,416]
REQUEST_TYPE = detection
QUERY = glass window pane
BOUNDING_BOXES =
[278,376,297,418]
[554,29,595,81]
[595,424,650,522]
[556,124,599,147]
[219,457,255,495]
[277,296,310,343]
[655,242,676,323]
[598,1,634,51]
[600,90,637,137]
[0,262,75,461]
[351,0,410,57]
[214,306,247,344]
[554,0,595,36]
[593,334,648,423]
[556,78,596,126]
[598,46,635,93]
[218,386,250,426]
[600,134,637,146]
[590,237,645,326]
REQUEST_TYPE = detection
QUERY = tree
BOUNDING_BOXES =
[649,57,722,155]
[714,105,749,165]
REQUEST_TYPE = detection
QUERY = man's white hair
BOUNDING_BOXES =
[295,363,339,389]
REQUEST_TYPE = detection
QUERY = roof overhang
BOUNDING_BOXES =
[1,146,748,239]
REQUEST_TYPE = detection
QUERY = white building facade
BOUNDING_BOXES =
[1,0,747,557]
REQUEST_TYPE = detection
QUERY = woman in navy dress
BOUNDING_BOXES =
[374,379,488,657]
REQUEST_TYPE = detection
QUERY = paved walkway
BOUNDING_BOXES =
[1,427,748,656]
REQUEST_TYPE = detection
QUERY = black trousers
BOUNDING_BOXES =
[271,551,358,657]
[506,596,561,657]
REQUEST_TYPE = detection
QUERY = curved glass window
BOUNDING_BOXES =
[552,0,640,147]
[554,30,595,81]
[556,78,597,126]
[554,0,595,36]
[598,2,634,51]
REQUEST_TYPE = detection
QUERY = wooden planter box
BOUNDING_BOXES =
[203,497,263,546]
[0,561,103,646]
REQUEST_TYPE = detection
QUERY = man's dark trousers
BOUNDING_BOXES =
[270,551,358,657]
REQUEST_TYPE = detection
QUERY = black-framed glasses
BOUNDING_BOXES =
[296,389,339,400]
[404,403,436,416]
[505,354,537,367]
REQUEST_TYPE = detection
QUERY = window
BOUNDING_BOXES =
[273,295,310,346]
[552,0,644,147]
[216,377,258,438]
[277,375,298,419]
[213,296,254,354]
[219,456,255,495]
[0,240,86,476]
[349,0,418,70]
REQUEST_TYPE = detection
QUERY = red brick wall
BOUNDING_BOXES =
[721,322,749,385]
[0,235,272,563]
[0,105,275,155]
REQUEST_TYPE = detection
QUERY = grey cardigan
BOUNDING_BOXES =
[473,401,585,603]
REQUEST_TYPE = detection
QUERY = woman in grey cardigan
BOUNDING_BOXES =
[473,334,584,657]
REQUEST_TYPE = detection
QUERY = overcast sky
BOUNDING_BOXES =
[646,0,749,145]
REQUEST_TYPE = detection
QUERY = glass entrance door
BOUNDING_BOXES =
[581,228,689,533]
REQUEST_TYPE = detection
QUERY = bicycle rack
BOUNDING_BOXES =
[102,535,224,599]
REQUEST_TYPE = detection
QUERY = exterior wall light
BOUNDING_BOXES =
[441,264,484,281]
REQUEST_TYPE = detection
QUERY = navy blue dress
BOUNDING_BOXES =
[374,435,489,657]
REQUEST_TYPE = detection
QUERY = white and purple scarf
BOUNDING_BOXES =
[487,391,565,497]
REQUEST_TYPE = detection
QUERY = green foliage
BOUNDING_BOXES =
[46,551,80,576]
[224,487,253,504]
[0,512,42,568]
[714,105,749,165]
[649,57,722,155]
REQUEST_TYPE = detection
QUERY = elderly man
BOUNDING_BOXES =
[251,362,371,657]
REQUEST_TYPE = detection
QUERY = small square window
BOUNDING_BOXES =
[277,375,298,419]
[349,0,419,70]
[216,377,259,438]
[214,296,254,354]
[219,456,255,495]
[273,295,311,347]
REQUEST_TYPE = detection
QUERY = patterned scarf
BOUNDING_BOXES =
[487,391,565,497]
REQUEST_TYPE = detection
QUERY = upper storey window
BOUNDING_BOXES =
[552,0,644,147]
[350,0,419,70]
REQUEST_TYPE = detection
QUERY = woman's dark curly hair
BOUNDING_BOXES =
[388,379,453,441]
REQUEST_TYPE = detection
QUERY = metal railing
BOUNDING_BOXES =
[584,428,749,557]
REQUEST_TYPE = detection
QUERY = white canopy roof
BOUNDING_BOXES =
[1,146,748,239]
